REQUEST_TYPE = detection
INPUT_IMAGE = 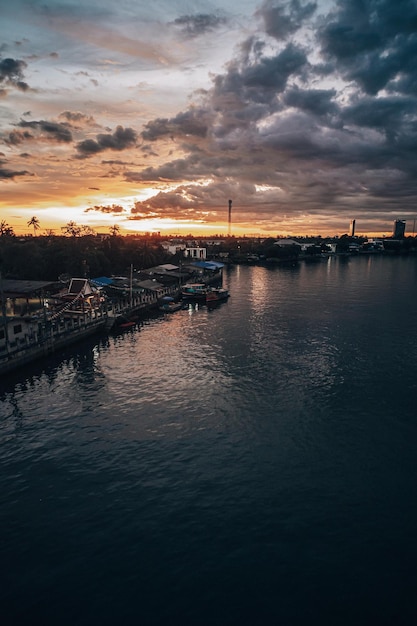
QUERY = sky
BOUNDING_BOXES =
[1,0,417,238]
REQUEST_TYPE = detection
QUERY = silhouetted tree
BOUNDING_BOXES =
[27,216,40,236]
[62,221,82,237]
[109,224,120,237]
[0,220,15,237]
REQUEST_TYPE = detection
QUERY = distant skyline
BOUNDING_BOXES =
[1,0,417,237]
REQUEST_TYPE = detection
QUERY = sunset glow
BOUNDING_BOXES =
[1,0,417,238]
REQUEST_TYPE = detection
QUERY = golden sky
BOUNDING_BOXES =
[1,0,417,238]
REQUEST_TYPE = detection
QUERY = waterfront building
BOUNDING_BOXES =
[183,247,207,260]
[0,316,40,355]
[393,219,406,238]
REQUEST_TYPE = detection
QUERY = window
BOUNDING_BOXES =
[13,324,22,335]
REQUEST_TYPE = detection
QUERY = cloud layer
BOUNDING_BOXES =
[1,0,417,235]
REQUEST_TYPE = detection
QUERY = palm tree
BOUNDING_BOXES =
[27,216,40,236]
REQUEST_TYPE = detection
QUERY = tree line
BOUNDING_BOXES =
[0,220,171,281]
[1,217,416,281]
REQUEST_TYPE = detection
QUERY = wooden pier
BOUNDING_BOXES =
[0,285,179,376]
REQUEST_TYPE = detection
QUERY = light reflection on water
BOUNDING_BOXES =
[2,255,416,442]
[2,255,417,442]
[1,255,417,625]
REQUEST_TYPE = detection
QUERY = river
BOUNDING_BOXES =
[1,254,417,625]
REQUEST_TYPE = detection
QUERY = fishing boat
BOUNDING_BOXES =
[181,283,208,300]
[181,283,229,303]
[206,287,230,303]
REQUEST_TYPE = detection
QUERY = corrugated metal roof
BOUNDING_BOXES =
[136,280,164,291]
[0,279,56,296]
[274,239,301,246]
[155,264,179,271]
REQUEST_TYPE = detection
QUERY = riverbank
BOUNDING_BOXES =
[1,263,227,376]
[0,285,180,376]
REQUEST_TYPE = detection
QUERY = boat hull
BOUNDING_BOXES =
[181,285,230,303]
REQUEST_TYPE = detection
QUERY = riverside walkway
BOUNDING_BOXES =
[0,284,180,376]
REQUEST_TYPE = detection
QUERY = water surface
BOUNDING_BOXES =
[1,255,417,625]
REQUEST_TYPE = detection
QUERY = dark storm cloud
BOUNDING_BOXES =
[129,0,417,226]
[125,156,201,183]
[16,81,30,91]
[133,39,319,185]
[317,0,417,95]
[256,0,317,40]
[171,14,227,38]
[129,184,234,221]
[142,109,210,141]
[76,126,137,157]
[208,39,308,117]
[0,167,31,180]
[101,159,131,165]
[343,96,416,131]
[241,43,307,91]
[126,148,268,185]
[128,178,297,226]
[139,37,310,159]
[18,119,73,142]
[75,139,103,155]
[283,86,338,118]
[101,159,132,166]
[59,111,98,127]
[0,57,28,90]
[5,129,34,145]
[130,190,196,216]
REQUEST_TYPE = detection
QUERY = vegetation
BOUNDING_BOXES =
[0,221,15,237]
[27,216,40,236]
[0,223,172,281]
[1,221,417,281]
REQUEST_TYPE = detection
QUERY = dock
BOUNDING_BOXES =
[1,262,225,376]
[0,286,180,376]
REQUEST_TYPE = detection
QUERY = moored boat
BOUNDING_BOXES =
[181,283,229,303]
[181,283,208,300]
[206,287,230,303]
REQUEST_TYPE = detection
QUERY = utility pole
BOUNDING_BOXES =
[129,263,133,307]
[0,271,9,354]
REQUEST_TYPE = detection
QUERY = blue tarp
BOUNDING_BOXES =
[190,261,224,270]
[91,276,114,286]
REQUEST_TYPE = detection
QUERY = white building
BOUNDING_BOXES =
[183,247,207,260]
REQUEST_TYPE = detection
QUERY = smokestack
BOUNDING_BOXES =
[228,199,232,236]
